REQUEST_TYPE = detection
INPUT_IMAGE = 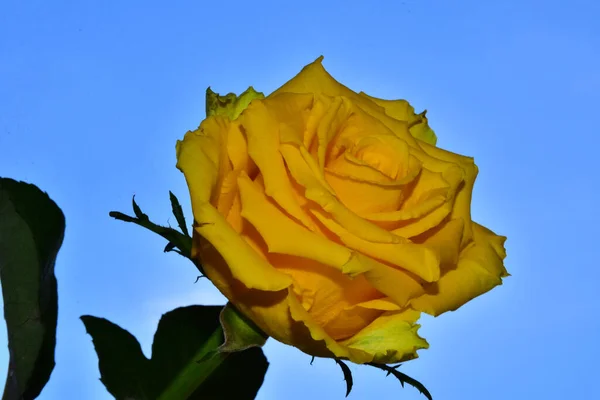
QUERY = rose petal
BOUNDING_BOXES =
[192,202,293,291]
[237,172,372,275]
[410,222,509,316]
[311,208,441,282]
[280,141,403,244]
[419,141,478,246]
[176,117,230,210]
[412,218,465,268]
[352,298,403,311]
[341,309,429,364]
[357,253,426,307]
[269,253,382,341]
[358,92,437,146]
[240,99,316,230]
[363,165,463,238]
[271,56,422,150]
[324,134,422,214]
[286,289,374,363]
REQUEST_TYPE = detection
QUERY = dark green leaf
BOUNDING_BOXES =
[218,303,267,352]
[81,305,268,400]
[169,191,189,237]
[131,196,149,221]
[334,359,353,397]
[367,363,433,400]
[0,178,64,400]
[80,316,153,399]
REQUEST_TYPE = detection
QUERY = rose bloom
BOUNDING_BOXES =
[177,57,508,364]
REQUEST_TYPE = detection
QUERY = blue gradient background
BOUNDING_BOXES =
[1,1,599,399]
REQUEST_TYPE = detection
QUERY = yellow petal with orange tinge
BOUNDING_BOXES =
[358,92,438,146]
[237,173,371,276]
[280,139,403,245]
[226,122,256,174]
[271,56,358,101]
[352,298,403,311]
[358,92,416,121]
[409,112,437,146]
[311,209,440,282]
[279,142,335,195]
[363,164,461,223]
[271,57,422,150]
[315,96,352,170]
[419,141,478,246]
[358,254,426,307]
[341,309,429,364]
[305,187,402,244]
[413,218,465,268]
[286,288,373,363]
[176,117,230,213]
[321,305,382,341]
[193,202,292,292]
[261,92,315,138]
[410,222,508,316]
[241,99,316,230]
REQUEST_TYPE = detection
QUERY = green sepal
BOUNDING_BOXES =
[367,362,433,400]
[169,191,190,237]
[218,303,267,352]
[334,358,353,398]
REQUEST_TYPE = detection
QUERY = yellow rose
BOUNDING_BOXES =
[176,57,508,364]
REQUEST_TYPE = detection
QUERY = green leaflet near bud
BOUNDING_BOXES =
[206,86,265,120]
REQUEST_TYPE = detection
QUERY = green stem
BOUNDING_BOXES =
[108,211,193,261]
[157,327,230,400]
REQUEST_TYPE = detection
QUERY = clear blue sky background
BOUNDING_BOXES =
[1,0,599,399]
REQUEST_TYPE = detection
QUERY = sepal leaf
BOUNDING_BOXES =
[169,191,189,237]
[334,358,353,397]
[367,362,433,400]
[218,303,267,352]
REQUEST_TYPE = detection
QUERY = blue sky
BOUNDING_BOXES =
[1,0,599,399]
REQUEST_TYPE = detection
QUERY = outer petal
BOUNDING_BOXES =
[410,222,508,316]
[268,253,382,341]
[177,118,292,292]
[193,203,293,291]
[358,92,437,145]
[341,309,429,364]
[176,117,230,211]
[271,56,421,149]
[197,232,374,363]
[412,218,465,268]
[419,141,478,246]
